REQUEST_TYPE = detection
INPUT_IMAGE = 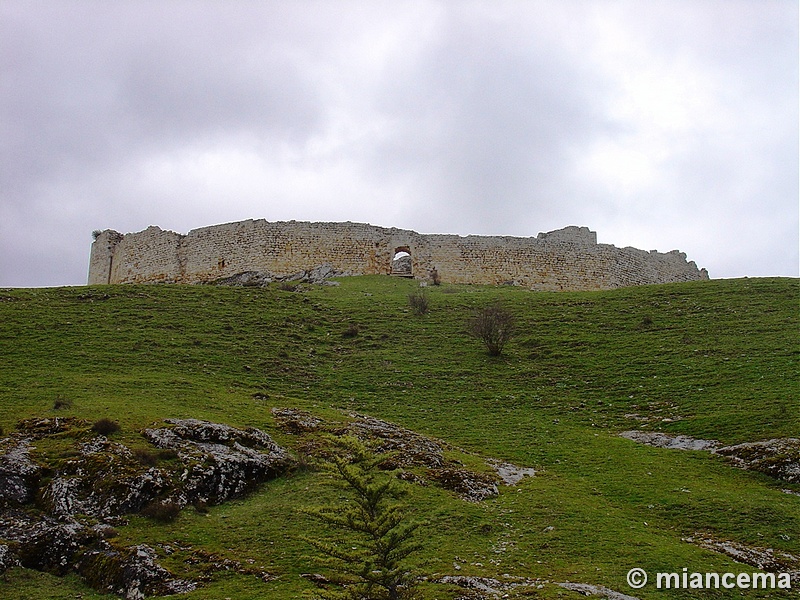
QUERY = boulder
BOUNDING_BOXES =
[143,418,293,506]
[77,543,196,600]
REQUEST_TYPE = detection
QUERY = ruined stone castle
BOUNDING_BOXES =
[88,220,709,290]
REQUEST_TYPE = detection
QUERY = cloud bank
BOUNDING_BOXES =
[1,0,797,286]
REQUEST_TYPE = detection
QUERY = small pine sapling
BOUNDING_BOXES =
[302,436,423,600]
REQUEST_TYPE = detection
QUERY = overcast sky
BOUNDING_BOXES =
[1,0,797,287]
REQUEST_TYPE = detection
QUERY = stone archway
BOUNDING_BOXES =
[391,247,412,277]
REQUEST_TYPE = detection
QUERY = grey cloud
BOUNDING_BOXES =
[0,1,797,286]
[1,2,327,199]
[364,10,610,234]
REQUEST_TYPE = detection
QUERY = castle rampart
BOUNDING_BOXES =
[88,220,709,290]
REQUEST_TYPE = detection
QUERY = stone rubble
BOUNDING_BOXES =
[557,582,642,600]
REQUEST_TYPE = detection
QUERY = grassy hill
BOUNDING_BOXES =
[0,276,797,599]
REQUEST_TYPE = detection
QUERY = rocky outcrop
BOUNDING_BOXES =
[0,438,39,507]
[556,582,641,600]
[683,536,800,587]
[0,417,292,598]
[143,418,293,506]
[715,438,800,484]
[620,432,800,485]
[619,430,719,451]
[77,543,197,599]
[272,408,535,502]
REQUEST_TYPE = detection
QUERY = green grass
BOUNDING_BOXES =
[0,277,797,598]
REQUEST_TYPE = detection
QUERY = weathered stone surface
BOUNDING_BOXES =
[431,467,499,502]
[77,542,197,600]
[212,270,273,287]
[0,511,93,575]
[0,438,39,507]
[684,536,800,587]
[0,418,293,597]
[270,408,324,434]
[486,459,536,486]
[557,582,641,600]
[143,418,293,506]
[89,220,709,290]
[347,413,445,469]
[438,575,545,598]
[39,436,171,519]
[211,264,343,287]
[619,431,719,451]
[272,409,533,502]
[621,432,800,484]
[0,543,19,571]
[715,438,800,484]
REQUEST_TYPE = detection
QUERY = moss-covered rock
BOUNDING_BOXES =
[0,418,293,598]
[77,542,196,599]
[716,438,800,483]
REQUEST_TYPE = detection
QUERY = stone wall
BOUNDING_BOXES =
[88,220,709,290]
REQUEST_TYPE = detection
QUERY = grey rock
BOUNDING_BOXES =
[348,413,445,469]
[487,459,536,485]
[432,467,499,502]
[715,438,800,484]
[78,542,197,600]
[212,271,273,287]
[143,419,292,506]
[271,407,324,434]
[619,431,719,451]
[0,418,292,597]
[557,582,641,600]
[0,438,40,507]
[0,544,19,572]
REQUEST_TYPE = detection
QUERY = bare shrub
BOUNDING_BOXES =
[53,396,73,411]
[467,303,516,356]
[408,290,430,315]
[141,499,182,523]
[342,323,360,338]
[637,315,654,330]
[132,447,158,467]
[91,418,120,436]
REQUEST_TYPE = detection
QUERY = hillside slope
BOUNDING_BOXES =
[0,277,797,599]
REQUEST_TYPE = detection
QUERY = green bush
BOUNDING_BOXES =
[302,437,423,599]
